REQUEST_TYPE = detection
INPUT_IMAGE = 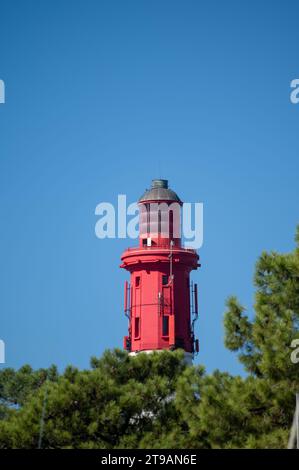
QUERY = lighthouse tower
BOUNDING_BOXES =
[120,179,200,363]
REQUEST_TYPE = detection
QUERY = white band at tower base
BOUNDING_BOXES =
[128,349,193,365]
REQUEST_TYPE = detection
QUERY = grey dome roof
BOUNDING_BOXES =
[138,179,182,203]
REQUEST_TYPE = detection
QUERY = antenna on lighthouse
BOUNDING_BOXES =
[169,239,174,284]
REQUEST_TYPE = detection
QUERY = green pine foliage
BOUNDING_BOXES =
[0,228,299,448]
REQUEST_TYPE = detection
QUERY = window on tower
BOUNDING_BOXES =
[162,275,168,286]
[158,210,162,234]
[162,316,169,337]
[134,317,140,338]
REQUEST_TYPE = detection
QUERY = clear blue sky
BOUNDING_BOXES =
[0,0,298,375]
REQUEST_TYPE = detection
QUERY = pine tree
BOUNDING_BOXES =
[1,227,299,448]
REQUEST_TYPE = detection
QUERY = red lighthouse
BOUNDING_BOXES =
[120,179,200,363]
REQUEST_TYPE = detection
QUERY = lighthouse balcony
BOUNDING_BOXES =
[120,245,200,270]
[123,245,197,254]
